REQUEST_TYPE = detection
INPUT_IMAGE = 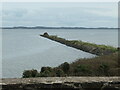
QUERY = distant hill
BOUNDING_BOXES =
[1,26,118,29]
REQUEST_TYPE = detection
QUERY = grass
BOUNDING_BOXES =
[55,52,119,76]
[22,33,119,78]
[41,34,118,55]
[70,40,117,52]
[45,35,117,51]
[22,52,119,78]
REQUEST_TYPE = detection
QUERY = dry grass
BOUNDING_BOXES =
[68,52,119,76]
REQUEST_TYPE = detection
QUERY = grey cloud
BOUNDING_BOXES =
[2,2,117,27]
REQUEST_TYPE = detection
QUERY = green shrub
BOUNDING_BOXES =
[39,70,51,77]
[98,63,110,76]
[41,67,53,73]
[60,62,70,73]
[74,65,91,75]
[55,69,64,77]
[22,69,38,78]
[39,67,55,77]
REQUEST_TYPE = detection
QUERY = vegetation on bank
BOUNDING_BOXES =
[22,52,119,78]
[22,33,119,78]
[40,33,118,56]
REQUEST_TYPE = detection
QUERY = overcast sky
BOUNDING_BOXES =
[2,2,118,27]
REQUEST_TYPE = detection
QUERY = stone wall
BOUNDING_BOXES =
[0,77,120,90]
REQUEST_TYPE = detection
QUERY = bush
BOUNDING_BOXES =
[98,63,110,76]
[22,69,38,78]
[41,67,52,73]
[39,67,55,77]
[74,65,91,75]
[60,62,70,73]
[39,70,51,77]
[55,69,64,77]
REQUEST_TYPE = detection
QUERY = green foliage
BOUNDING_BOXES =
[47,34,117,54]
[70,40,117,52]
[22,50,118,77]
[41,67,52,73]
[98,63,110,75]
[60,62,70,73]
[74,65,91,75]
[55,69,64,77]
[22,69,38,78]
[39,70,51,77]
[39,67,55,77]
[42,34,117,56]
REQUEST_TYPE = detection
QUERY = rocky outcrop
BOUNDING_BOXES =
[40,33,117,56]
[0,77,120,90]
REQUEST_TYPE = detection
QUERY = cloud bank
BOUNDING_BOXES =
[2,2,118,27]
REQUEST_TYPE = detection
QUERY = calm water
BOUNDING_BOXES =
[2,29,118,78]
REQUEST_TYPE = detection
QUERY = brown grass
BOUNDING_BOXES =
[68,52,119,76]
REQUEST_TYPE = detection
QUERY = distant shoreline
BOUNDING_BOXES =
[1,26,119,29]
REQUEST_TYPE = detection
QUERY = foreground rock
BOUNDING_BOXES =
[0,77,120,90]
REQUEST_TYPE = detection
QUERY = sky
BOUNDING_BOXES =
[2,2,118,28]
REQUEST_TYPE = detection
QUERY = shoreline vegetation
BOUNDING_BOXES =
[22,32,119,78]
[40,32,117,56]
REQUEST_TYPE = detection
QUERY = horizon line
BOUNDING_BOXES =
[1,26,118,28]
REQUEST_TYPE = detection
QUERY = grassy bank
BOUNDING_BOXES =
[40,33,117,56]
[22,33,119,78]
[22,52,119,78]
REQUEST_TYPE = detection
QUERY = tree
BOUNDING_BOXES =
[40,67,55,77]
[41,67,52,73]
[31,69,38,77]
[39,70,51,77]
[22,69,38,78]
[55,69,64,77]
[60,62,70,73]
